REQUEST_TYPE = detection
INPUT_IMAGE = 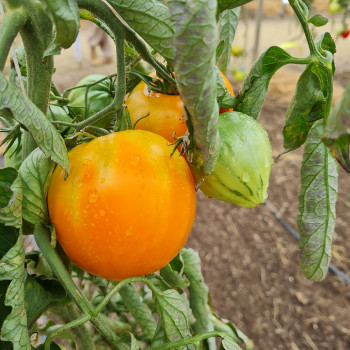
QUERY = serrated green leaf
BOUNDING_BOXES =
[0,73,69,172]
[18,148,54,225]
[236,46,292,120]
[298,121,338,281]
[152,286,193,349]
[0,168,22,228]
[322,82,350,172]
[181,248,215,350]
[0,228,31,349]
[211,314,253,349]
[169,0,219,175]
[221,335,242,350]
[283,64,330,151]
[217,0,253,14]
[308,14,328,27]
[119,283,157,341]
[24,274,67,328]
[107,0,175,63]
[160,254,189,290]
[40,0,80,57]
[217,8,240,74]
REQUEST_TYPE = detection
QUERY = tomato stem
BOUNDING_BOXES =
[0,8,27,71]
[44,313,92,350]
[34,225,128,350]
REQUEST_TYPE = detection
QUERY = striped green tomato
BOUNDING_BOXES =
[191,111,273,208]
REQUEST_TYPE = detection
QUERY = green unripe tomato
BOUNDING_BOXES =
[231,45,243,57]
[329,1,341,14]
[68,74,115,129]
[191,112,273,208]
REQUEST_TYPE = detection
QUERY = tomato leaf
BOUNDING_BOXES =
[0,168,22,228]
[107,0,175,64]
[0,226,31,349]
[181,248,216,349]
[217,0,253,14]
[24,274,67,328]
[40,0,80,57]
[119,283,157,342]
[152,286,193,349]
[322,82,350,172]
[298,121,338,281]
[217,8,240,74]
[211,313,253,350]
[19,149,55,225]
[221,335,242,350]
[0,73,69,172]
[236,46,292,120]
[283,64,330,151]
[169,0,219,175]
[307,14,328,27]
[160,254,190,290]
[216,69,235,109]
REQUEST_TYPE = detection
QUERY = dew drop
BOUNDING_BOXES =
[265,157,270,168]
[242,172,250,183]
[101,177,106,183]
[99,210,105,216]
[88,189,99,203]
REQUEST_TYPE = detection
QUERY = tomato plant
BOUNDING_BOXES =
[0,0,348,349]
[48,130,196,281]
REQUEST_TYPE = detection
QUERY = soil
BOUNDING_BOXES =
[2,2,350,349]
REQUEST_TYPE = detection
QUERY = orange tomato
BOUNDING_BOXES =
[126,81,186,143]
[219,72,234,114]
[47,130,196,281]
[125,72,234,142]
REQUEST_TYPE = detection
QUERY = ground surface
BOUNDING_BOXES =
[4,2,350,349]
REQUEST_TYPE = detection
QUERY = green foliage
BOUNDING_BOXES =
[323,82,350,172]
[298,121,338,281]
[217,8,240,74]
[40,0,80,56]
[169,0,219,175]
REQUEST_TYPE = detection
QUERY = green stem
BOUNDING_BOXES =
[46,305,94,350]
[146,331,225,350]
[286,56,316,65]
[34,225,127,350]
[288,0,318,57]
[19,1,54,159]
[77,0,175,86]
[0,8,27,71]
[71,0,125,129]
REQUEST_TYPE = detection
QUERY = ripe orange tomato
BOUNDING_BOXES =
[125,72,234,142]
[219,72,234,113]
[47,130,196,281]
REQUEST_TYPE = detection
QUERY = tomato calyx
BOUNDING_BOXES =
[129,69,179,95]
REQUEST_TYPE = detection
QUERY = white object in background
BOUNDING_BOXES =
[74,32,82,64]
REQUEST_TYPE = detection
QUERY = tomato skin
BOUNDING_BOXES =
[219,72,234,113]
[126,81,186,143]
[47,130,196,281]
[126,73,234,141]
[68,74,114,129]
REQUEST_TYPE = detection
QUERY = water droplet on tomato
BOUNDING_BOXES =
[265,157,270,168]
[242,172,250,182]
[99,210,105,216]
[101,177,106,183]
[129,155,141,166]
[88,189,99,203]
